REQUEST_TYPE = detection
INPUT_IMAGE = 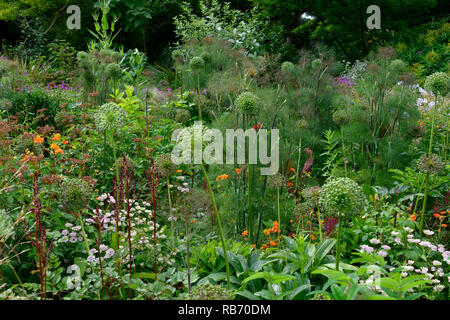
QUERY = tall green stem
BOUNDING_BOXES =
[78,210,90,253]
[428,95,438,156]
[197,72,202,122]
[201,164,230,290]
[167,176,175,250]
[317,208,323,242]
[335,216,342,270]
[420,173,429,234]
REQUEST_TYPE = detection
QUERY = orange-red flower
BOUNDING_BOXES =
[241,230,248,237]
[410,214,416,221]
[62,140,68,145]
[269,240,277,246]
[216,174,229,181]
[52,134,61,141]
[33,134,44,144]
[235,168,241,174]
[192,219,196,224]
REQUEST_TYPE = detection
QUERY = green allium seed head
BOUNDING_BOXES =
[77,51,89,62]
[390,59,405,72]
[0,98,12,111]
[186,283,234,300]
[319,177,367,218]
[311,59,322,69]
[171,49,183,60]
[281,61,296,74]
[190,56,205,69]
[269,173,286,188]
[60,178,91,212]
[332,109,349,125]
[114,154,136,173]
[105,63,122,81]
[94,102,127,132]
[155,153,176,177]
[294,202,310,219]
[302,186,322,207]
[297,119,309,129]
[200,51,212,63]
[175,109,191,123]
[424,72,449,96]
[235,91,260,115]
[417,153,444,174]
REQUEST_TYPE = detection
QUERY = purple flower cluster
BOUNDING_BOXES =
[17,80,71,94]
[334,77,357,88]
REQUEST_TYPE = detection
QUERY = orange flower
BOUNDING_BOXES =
[192,219,196,224]
[241,230,248,237]
[287,182,293,187]
[251,244,256,248]
[263,244,268,249]
[50,143,59,150]
[33,134,44,144]
[289,167,296,174]
[311,234,316,240]
[54,148,64,155]
[216,174,229,181]
[273,221,279,227]
[434,213,441,218]
[235,168,241,174]
[410,214,416,221]
[419,121,423,127]
[52,134,61,141]
[269,240,277,246]
[264,229,271,236]
[62,140,68,145]
[176,170,182,173]
[442,224,447,228]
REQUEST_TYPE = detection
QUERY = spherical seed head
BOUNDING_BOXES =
[281,61,296,74]
[269,173,286,188]
[61,178,91,212]
[105,63,122,80]
[319,177,367,218]
[424,72,449,96]
[0,98,12,111]
[171,49,183,60]
[390,59,405,72]
[294,202,310,218]
[200,51,212,63]
[302,186,322,207]
[175,109,191,123]
[332,109,349,125]
[235,91,260,115]
[297,119,309,129]
[77,51,89,62]
[155,153,176,177]
[311,59,322,69]
[417,153,444,174]
[94,102,127,132]
[114,154,136,172]
[190,56,205,69]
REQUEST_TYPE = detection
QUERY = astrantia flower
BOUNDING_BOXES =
[234,91,260,115]
[319,177,367,218]
[93,102,127,133]
[369,238,380,245]
[423,229,434,236]
[417,153,444,174]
